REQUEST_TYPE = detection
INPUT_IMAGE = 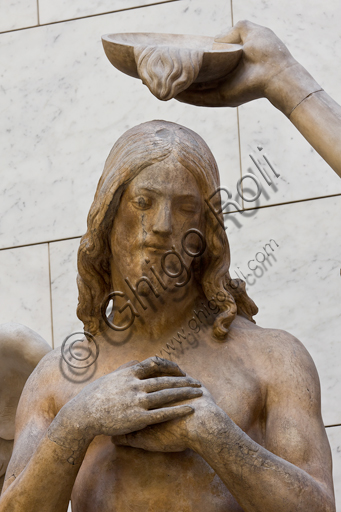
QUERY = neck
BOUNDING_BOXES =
[107,268,207,344]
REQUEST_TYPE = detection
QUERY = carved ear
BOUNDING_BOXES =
[134,45,204,101]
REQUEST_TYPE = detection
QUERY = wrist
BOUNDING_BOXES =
[265,60,322,116]
[47,405,94,464]
[190,402,233,454]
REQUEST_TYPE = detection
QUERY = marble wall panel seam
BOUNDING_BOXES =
[222,192,341,219]
[0,0,39,33]
[0,0,182,34]
[47,243,55,348]
[0,23,38,36]
[216,192,341,232]
[230,0,234,26]
[37,0,41,25]
[232,2,341,207]
[236,107,245,210]
[0,0,181,35]
[0,237,82,254]
[1,191,340,252]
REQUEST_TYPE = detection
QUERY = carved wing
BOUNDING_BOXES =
[0,323,51,490]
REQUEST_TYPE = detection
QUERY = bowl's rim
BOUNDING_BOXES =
[101,33,242,54]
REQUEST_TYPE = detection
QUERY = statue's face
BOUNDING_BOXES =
[110,154,204,290]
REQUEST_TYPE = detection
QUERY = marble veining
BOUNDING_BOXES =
[49,195,341,426]
[0,244,52,346]
[225,195,341,427]
[39,0,181,25]
[46,192,341,505]
[1,0,340,506]
[0,0,238,250]
[49,238,83,347]
[231,0,341,207]
[238,99,341,209]
[0,0,37,33]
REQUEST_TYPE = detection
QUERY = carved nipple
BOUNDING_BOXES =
[134,45,204,101]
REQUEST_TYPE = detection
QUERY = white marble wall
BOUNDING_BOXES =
[39,0,180,24]
[0,243,52,345]
[0,0,237,250]
[0,0,38,32]
[233,0,341,208]
[1,0,340,508]
[49,238,82,346]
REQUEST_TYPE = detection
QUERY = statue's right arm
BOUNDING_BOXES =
[0,356,202,512]
[176,20,341,179]
[0,352,81,512]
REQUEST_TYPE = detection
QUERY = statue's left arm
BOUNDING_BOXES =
[189,331,335,512]
[114,331,335,512]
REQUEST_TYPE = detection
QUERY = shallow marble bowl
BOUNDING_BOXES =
[102,33,243,84]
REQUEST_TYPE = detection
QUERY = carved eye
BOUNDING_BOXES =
[180,205,196,214]
[178,200,199,215]
[132,196,152,210]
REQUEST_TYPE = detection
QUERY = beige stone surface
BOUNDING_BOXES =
[232,0,341,206]
[0,0,238,250]
[327,426,341,511]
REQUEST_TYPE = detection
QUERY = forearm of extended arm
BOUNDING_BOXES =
[265,62,341,178]
[0,415,93,512]
[290,91,341,178]
[193,407,335,512]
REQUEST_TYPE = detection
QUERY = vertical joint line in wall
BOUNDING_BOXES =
[230,0,234,26]
[36,0,40,25]
[236,107,244,209]
[47,243,54,348]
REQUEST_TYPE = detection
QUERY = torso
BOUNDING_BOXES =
[53,317,269,512]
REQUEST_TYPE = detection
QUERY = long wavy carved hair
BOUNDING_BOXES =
[77,120,258,340]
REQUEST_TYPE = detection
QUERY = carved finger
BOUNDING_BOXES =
[142,376,201,393]
[112,429,168,451]
[175,86,226,108]
[111,434,130,446]
[214,24,242,45]
[134,357,185,379]
[145,387,203,409]
[145,405,194,425]
[115,360,140,372]
[112,429,162,450]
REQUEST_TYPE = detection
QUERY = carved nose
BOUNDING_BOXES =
[152,206,173,236]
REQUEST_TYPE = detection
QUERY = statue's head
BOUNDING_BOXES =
[77,120,257,339]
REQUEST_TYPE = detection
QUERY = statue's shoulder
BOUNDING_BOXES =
[228,316,319,386]
[14,345,61,405]
[0,322,51,376]
[13,344,74,425]
[245,322,320,394]
[0,324,53,439]
[231,316,309,355]
[252,323,312,360]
